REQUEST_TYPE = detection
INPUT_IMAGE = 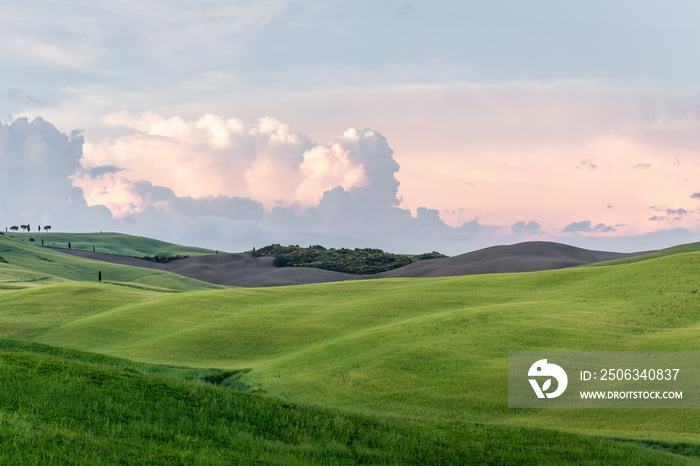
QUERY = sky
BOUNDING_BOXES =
[2,1,700,254]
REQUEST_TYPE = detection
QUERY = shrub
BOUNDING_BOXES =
[418,251,447,260]
[258,244,412,274]
[155,252,171,262]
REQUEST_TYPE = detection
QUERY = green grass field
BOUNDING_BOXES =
[0,234,220,291]
[0,233,699,463]
[2,340,688,464]
[3,231,218,257]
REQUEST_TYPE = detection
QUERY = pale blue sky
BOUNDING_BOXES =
[2,1,700,253]
[3,1,698,101]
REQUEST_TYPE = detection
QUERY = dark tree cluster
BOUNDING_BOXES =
[7,225,51,233]
[417,251,448,260]
[252,244,413,275]
[136,252,190,263]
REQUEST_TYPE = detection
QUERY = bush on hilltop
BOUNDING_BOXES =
[252,244,412,274]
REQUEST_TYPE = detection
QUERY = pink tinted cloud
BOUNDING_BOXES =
[76,113,397,216]
[75,81,700,241]
[227,81,700,236]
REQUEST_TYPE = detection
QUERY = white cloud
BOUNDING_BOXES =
[0,117,112,229]
[79,112,313,211]
[77,112,403,216]
[5,114,700,256]
[296,141,367,206]
[511,220,543,236]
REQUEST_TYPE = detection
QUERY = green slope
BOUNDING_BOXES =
[1,247,699,448]
[3,231,217,257]
[0,340,694,464]
[0,234,220,291]
[588,241,700,267]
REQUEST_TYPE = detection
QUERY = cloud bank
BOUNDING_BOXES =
[77,113,402,215]
[3,115,699,255]
[0,117,111,230]
[1,116,498,253]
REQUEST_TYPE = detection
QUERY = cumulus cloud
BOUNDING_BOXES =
[78,113,400,215]
[575,159,598,170]
[69,112,472,252]
[87,165,124,178]
[5,114,698,256]
[511,220,542,236]
[647,206,691,222]
[296,127,399,207]
[593,223,616,233]
[0,117,111,230]
[562,220,592,233]
[667,208,689,216]
[125,180,264,221]
[562,220,616,234]
[80,112,313,209]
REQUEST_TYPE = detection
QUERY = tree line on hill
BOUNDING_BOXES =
[6,224,51,233]
[251,244,446,275]
[0,228,187,264]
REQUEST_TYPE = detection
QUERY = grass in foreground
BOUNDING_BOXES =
[1,251,698,445]
[2,235,700,459]
[0,342,693,465]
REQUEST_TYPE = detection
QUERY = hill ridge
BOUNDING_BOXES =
[51,238,648,287]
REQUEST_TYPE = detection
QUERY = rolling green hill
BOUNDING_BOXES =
[1,340,687,464]
[3,231,217,257]
[0,234,220,291]
[587,241,700,267]
[1,234,700,462]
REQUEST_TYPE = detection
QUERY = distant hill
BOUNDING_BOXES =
[55,250,360,287]
[51,237,649,287]
[375,241,647,278]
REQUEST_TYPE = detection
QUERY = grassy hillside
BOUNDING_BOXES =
[0,339,692,464]
[588,241,700,267]
[0,244,699,447]
[1,233,700,461]
[3,231,217,257]
[0,234,220,291]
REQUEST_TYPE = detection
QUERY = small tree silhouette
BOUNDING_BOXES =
[43,225,51,232]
